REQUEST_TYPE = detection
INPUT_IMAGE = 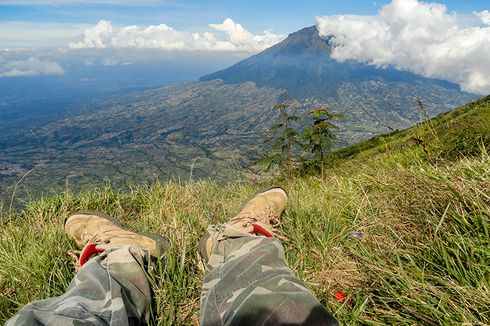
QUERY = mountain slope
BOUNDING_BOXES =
[201,26,466,99]
[332,94,490,163]
[1,96,488,325]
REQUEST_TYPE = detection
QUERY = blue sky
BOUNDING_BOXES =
[0,0,488,35]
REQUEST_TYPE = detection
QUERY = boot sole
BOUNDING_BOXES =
[65,211,169,257]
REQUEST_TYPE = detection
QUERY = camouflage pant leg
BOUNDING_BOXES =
[6,245,151,326]
[199,224,338,326]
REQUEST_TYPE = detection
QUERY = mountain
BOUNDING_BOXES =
[201,25,476,146]
[201,26,463,99]
[0,26,479,207]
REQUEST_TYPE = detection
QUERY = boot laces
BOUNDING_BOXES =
[229,201,283,236]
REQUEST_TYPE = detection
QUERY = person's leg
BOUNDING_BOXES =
[6,212,167,326]
[7,246,151,326]
[199,188,338,326]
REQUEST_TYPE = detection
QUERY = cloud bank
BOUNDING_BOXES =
[0,57,64,77]
[69,19,284,52]
[316,0,490,94]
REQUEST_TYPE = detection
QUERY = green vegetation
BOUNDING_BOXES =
[302,106,341,172]
[255,99,341,175]
[255,98,303,174]
[1,96,489,325]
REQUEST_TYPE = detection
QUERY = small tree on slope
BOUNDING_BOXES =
[303,106,341,173]
[254,97,302,176]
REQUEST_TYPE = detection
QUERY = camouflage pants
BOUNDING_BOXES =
[6,245,152,326]
[200,224,337,325]
[7,224,337,325]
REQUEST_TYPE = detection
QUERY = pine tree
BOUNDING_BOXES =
[254,97,302,176]
[303,106,341,172]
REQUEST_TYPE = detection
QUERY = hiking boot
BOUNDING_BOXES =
[227,186,288,237]
[65,211,167,259]
[198,186,288,270]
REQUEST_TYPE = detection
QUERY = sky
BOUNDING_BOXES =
[1,0,490,94]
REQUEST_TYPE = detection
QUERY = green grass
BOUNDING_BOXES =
[331,94,490,164]
[1,96,489,325]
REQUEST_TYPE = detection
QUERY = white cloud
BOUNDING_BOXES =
[69,19,284,52]
[0,57,64,77]
[84,58,94,66]
[208,18,282,52]
[475,10,490,25]
[316,0,490,94]
[102,58,132,66]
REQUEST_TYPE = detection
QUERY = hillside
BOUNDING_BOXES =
[1,95,488,325]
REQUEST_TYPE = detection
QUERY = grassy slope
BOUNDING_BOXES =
[0,96,489,325]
